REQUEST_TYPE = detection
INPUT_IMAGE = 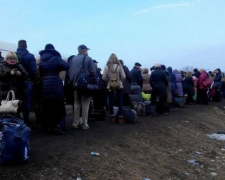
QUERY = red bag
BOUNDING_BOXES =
[203,78,212,88]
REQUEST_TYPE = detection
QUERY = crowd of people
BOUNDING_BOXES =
[0,40,224,135]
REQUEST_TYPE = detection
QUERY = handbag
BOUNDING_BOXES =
[73,56,99,91]
[0,90,21,114]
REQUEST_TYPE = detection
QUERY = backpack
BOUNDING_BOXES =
[108,64,120,90]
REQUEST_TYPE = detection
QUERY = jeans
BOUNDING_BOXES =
[23,81,33,124]
[73,91,91,127]
[108,89,124,116]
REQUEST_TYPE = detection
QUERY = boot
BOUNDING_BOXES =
[118,116,125,124]
[110,115,116,123]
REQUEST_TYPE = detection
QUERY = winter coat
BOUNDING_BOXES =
[16,48,36,81]
[167,67,176,92]
[213,73,222,89]
[173,69,183,96]
[0,62,28,101]
[183,76,195,96]
[102,63,126,89]
[130,67,143,88]
[122,65,131,94]
[164,70,172,103]
[142,68,151,93]
[39,49,69,99]
[69,53,97,87]
[149,68,168,96]
[199,70,208,90]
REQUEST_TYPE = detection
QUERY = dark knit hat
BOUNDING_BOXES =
[45,44,55,50]
[18,40,27,48]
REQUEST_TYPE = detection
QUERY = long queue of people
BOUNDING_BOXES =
[0,40,224,135]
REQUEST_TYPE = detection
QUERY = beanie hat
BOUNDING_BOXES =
[18,40,27,48]
[45,44,55,50]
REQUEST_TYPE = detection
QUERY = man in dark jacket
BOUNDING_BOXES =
[69,45,97,130]
[16,40,36,126]
[150,63,168,114]
[119,59,131,106]
[130,62,143,88]
[167,66,176,105]
[0,51,4,62]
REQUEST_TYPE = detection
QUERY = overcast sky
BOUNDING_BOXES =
[0,0,225,71]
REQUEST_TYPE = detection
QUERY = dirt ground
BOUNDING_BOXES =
[0,100,225,180]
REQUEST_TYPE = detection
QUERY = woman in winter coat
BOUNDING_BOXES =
[183,71,195,104]
[39,44,69,134]
[142,68,152,94]
[173,69,183,96]
[102,54,126,124]
[198,69,209,104]
[0,51,27,102]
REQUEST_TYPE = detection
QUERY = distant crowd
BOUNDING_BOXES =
[0,40,224,135]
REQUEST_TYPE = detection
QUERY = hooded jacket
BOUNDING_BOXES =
[39,49,69,99]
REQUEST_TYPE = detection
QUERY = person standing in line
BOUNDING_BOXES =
[141,68,151,94]
[102,54,126,124]
[173,69,183,96]
[0,51,28,102]
[0,51,4,62]
[119,59,131,106]
[198,69,209,105]
[167,67,176,106]
[183,71,195,104]
[16,40,36,126]
[150,63,168,115]
[130,62,143,88]
[39,44,69,134]
[69,45,97,130]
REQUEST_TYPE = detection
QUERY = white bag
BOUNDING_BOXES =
[0,90,21,114]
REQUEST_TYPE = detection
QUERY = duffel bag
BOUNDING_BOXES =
[0,115,31,165]
[123,107,137,123]
[174,96,186,108]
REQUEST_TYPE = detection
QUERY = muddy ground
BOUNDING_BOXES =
[0,100,225,180]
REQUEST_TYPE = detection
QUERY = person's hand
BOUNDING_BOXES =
[11,69,16,75]
[15,70,22,76]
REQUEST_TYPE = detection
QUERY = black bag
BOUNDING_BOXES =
[175,96,186,108]
[73,56,99,92]
[129,94,143,104]
[123,107,137,123]
[130,83,141,94]
[132,102,146,116]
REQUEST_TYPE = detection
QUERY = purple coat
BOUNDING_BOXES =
[173,69,183,96]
